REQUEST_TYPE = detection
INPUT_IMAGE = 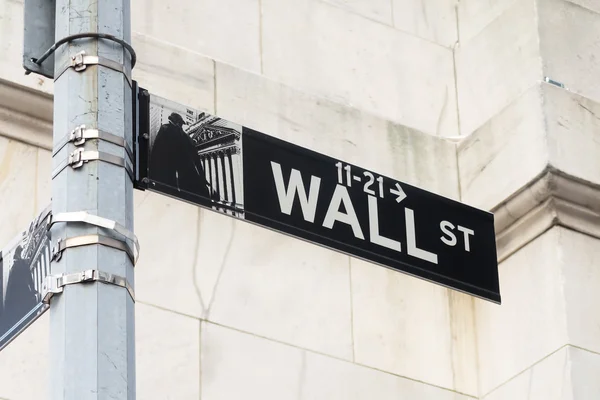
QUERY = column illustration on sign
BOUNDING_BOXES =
[0,206,52,350]
[147,95,244,217]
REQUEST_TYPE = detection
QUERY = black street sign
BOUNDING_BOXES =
[134,89,500,303]
[0,206,52,351]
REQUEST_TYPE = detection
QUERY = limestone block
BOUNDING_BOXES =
[322,0,393,25]
[131,0,261,73]
[0,105,51,152]
[455,0,542,135]
[539,0,600,105]
[393,0,458,47]
[457,0,520,44]
[301,343,474,400]
[0,0,53,94]
[201,321,475,400]
[560,230,600,354]
[135,184,242,322]
[475,228,569,395]
[191,208,237,320]
[545,85,600,186]
[0,137,45,246]
[134,190,204,317]
[261,0,458,137]
[132,33,215,113]
[0,312,49,400]
[481,347,572,400]
[482,347,600,399]
[136,303,200,400]
[350,257,479,395]
[570,347,600,398]
[216,62,460,200]
[206,218,354,360]
[0,79,53,151]
[36,148,51,209]
[448,291,478,395]
[565,0,600,14]
[458,85,547,211]
[350,258,462,392]
[201,321,304,400]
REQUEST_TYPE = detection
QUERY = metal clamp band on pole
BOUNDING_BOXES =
[52,234,138,265]
[49,211,140,257]
[28,32,137,70]
[52,148,134,180]
[53,124,134,161]
[42,269,135,304]
[54,51,133,87]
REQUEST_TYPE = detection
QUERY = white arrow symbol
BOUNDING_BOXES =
[389,183,407,203]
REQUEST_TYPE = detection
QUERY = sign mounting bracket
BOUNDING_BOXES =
[53,124,134,161]
[42,270,135,304]
[52,234,138,265]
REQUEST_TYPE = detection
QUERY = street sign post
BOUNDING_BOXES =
[0,206,52,351]
[135,91,501,303]
[20,0,136,396]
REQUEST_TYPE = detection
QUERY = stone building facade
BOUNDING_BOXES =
[0,0,599,398]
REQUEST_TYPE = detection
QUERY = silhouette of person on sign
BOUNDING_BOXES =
[149,112,212,199]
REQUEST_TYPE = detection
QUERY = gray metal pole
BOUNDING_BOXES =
[50,0,135,398]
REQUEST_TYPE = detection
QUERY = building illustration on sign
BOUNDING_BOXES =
[147,96,244,217]
[0,206,51,349]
